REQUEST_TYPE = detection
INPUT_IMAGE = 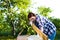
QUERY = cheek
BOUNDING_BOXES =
[29,17,36,21]
[32,17,36,20]
[29,18,32,21]
[31,19,35,21]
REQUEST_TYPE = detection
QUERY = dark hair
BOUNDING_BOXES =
[28,12,36,19]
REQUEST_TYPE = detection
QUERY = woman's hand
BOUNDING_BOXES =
[29,21,33,26]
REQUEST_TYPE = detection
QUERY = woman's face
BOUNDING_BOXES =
[29,16,36,22]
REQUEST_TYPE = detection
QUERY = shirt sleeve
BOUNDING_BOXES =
[36,15,44,32]
[42,16,56,34]
[43,16,56,29]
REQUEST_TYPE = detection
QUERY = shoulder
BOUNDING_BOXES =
[36,14,41,21]
[36,14,47,21]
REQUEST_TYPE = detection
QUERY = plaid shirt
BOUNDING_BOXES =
[34,14,56,37]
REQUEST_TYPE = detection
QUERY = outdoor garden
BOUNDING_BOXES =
[0,0,60,40]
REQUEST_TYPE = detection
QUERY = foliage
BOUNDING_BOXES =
[0,1,60,40]
[0,0,31,36]
[38,6,52,17]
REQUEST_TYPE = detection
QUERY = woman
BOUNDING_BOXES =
[28,12,56,40]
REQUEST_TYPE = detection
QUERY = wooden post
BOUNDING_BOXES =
[32,23,48,40]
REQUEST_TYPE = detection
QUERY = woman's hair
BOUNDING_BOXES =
[28,12,36,19]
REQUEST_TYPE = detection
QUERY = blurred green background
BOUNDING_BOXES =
[0,0,60,40]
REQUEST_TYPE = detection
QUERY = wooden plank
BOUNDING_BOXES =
[32,23,48,40]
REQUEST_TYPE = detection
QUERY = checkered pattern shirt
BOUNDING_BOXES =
[34,14,56,37]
